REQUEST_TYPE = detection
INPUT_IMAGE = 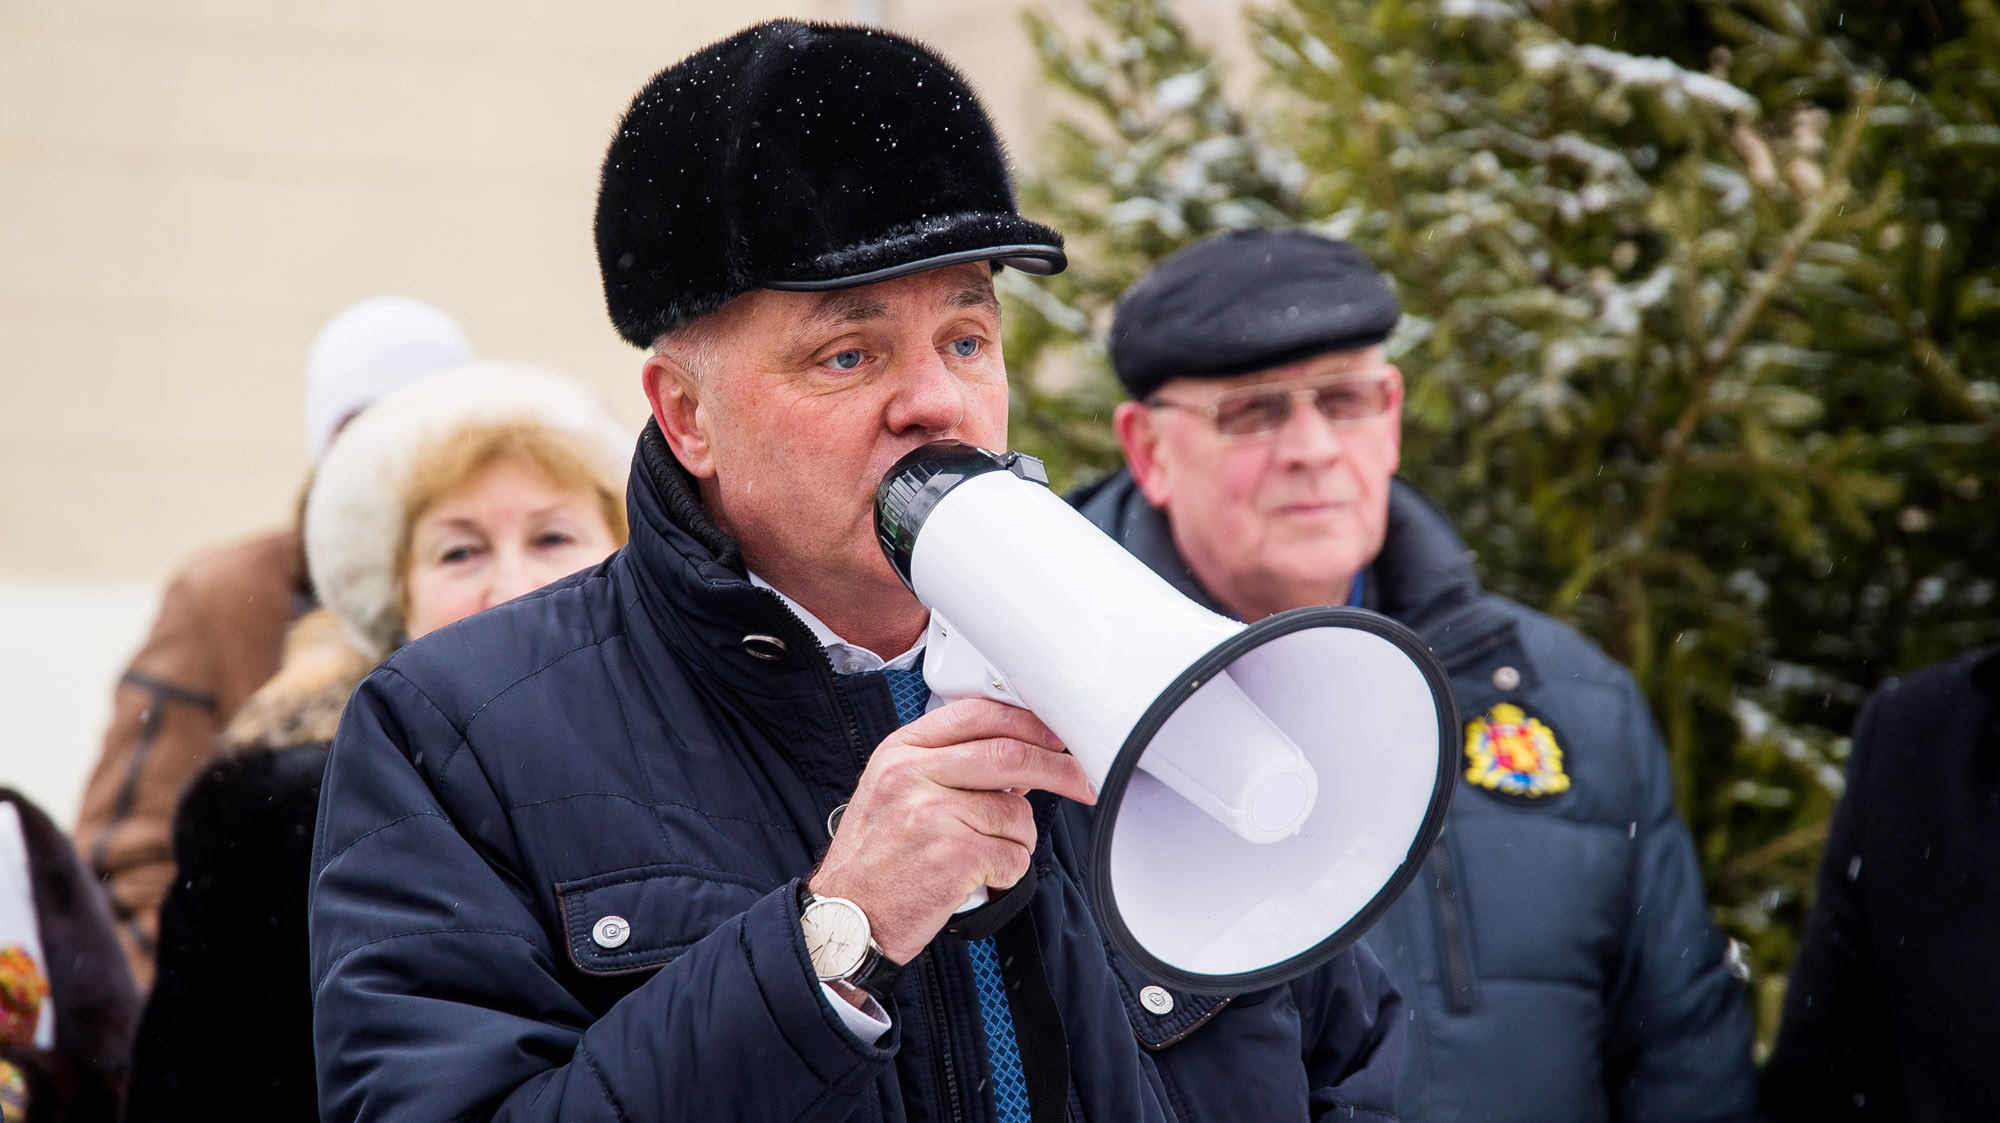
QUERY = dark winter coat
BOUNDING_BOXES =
[1760,643,2000,1122]
[306,421,1407,1123]
[1074,470,1757,1123]
[122,744,328,1123]
[125,608,373,1123]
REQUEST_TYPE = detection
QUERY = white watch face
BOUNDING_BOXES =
[801,896,871,981]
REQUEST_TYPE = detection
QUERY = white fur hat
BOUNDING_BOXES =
[304,296,476,461]
[305,360,635,659]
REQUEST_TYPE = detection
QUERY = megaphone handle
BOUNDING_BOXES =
[923,613,1024,913]
[940,866,1039,939]
[923,613,1023,708]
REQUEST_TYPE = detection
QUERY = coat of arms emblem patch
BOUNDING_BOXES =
[1464,702,1570,799]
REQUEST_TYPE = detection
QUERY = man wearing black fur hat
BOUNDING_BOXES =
[309,23,1405,1123]
[1072,228,1757,1122]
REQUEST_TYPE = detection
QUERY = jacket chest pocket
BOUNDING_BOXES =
[555,863,772,976]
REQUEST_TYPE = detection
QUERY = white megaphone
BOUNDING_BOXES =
[876,440,1457,994]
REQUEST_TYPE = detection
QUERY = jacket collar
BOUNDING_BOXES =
[1068,467,1231,616]
[1071,468,1513,668]
[620,419,860,714]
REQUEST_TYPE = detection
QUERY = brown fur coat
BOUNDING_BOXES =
[218,608,376,753]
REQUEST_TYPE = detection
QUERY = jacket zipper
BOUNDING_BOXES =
[1427,607,1509,1016]
[753,589,870,773]
[1430,842,1475,1014]
[757,590,964,1122]
[923,952,967,1123]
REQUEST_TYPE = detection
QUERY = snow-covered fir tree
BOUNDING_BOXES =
[1002,0,2000,1039]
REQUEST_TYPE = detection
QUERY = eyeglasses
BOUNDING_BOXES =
[1147,369,1399,437]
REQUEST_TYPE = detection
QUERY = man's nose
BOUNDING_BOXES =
[885,348,967,434]
[1271,393,1343,464]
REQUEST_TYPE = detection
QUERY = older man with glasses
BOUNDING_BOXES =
[1074,228,1756,1123]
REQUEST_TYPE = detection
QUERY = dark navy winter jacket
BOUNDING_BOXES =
[307,424,1406,1123]
[1075,470,1756,1123]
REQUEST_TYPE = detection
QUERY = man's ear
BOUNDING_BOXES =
[1113,400,1173,509]
[643,351,716,479]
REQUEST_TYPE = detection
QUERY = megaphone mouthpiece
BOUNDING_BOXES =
[877,442,1049,591]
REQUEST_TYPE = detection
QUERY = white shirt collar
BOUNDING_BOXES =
[748,572,925,675]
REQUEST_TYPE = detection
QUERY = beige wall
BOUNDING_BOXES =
[0,0,1254,817]
[0,0,1259,821]
[1,0,1251,583]
[2,0,791,582]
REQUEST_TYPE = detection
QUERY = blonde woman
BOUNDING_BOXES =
[124,363,632,1123]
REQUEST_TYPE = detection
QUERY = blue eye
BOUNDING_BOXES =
[828,350,865,371]
[950,337,980,358]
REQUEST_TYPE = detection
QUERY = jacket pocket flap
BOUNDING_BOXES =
[1105,949,1231,1051]
[556,864,771,976]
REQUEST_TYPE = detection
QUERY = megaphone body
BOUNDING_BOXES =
[877,442,1457,994]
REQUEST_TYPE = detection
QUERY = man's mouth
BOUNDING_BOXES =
[1272,498,1348,517]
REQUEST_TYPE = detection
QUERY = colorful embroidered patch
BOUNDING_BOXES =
[1464,703,1570,799]
[0,946,47,1047]
[0,1059,24,1123]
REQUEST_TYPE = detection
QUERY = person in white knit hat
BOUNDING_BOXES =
[303,295,475,462]
[123,361,632,1123]
[73,296,474,985]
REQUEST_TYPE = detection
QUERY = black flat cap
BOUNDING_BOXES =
[596,21,1066,348]
[1109,228,1400,399]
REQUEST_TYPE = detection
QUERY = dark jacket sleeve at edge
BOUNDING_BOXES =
[309,667,896,1123]
[1601,672,1758,1123]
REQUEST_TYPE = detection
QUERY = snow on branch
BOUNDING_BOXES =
[1520,41,1757,116]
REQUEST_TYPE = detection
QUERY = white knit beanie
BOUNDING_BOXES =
[305,360,635,659]
[304,296,476,462]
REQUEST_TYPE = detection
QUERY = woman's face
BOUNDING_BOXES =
[403,455,619,641]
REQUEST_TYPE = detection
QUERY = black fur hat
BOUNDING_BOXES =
[596,21,1066,348]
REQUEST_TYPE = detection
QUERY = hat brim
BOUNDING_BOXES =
[765,242,1067,291]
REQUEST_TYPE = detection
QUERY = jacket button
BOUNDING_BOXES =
[1139,985,1174,1015]
[1491,665,1521,691]
[741,634,789,661]
[592,915,632,949]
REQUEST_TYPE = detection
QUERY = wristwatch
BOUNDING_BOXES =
[798,888,904,998]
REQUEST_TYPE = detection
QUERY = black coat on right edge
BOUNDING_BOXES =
[1075,471,1758,1123]
[1761,644,2000,1122]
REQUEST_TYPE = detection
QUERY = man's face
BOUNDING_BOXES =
[646,263,1008,608]
[1114,346,1403,621]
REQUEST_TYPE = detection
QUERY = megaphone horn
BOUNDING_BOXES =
[876,440,1457,994]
